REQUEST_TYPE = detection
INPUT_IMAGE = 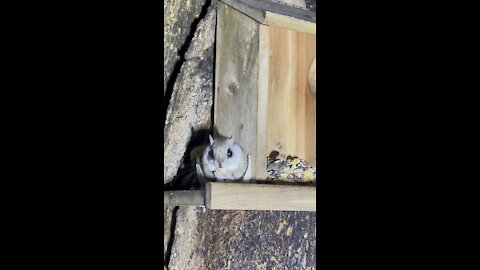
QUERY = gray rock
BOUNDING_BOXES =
[164,206,174,263]
[197,210,317,269]
[164,0,207,95]
[164,5,216,184]
[167,206,202,270]
[166,208,317,270]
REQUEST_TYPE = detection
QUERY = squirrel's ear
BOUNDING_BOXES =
[209,135,214,145]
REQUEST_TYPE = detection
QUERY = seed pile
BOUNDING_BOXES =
[266,151,316,184]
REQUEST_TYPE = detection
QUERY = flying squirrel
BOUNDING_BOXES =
[194,135,252,186]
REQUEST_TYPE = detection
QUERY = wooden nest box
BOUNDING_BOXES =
[215,0,317,180]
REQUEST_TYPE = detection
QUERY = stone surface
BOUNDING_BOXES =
[166,209,317,270]
[164,206,174,264]
[167,206,203,270]
[164,0,207,95]
[164,5,216,184]
[195,210,317,270]
[304,0,316,11]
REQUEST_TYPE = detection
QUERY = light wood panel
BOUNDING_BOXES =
[215,4,317,179]
[304,37,316,166]
[206,182,316,211]
[308,57,316,95]
[255,24,271,179]
[265,25,316,167]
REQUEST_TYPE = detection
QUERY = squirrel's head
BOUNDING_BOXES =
[206,135,244,170]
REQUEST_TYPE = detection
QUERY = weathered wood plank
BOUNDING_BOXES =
[206,182,316,211]
[220,0,316,23]
[218,0,266,24]
[264,11,316,35]
[214,3,261,178]
[278,0,307,8]
[164,190,205,206]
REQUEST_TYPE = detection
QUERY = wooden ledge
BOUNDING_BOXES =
[206,182,316,212]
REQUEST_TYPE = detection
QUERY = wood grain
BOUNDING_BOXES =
[237,0,316,22]
[215,4,317,179]
[277,0,306,8]
[219,0,266,24]
[308,56,316,95]
[256,24,271,179]
[266,25,316,166]
[164,190,206,206]
[219,0,316,24]
[304,37,316,165]
[206,182,316,211]
[264,12,316,35]
[214,3,260,177]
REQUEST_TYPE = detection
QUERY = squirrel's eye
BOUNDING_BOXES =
[227,149,233,158]
[208,150,214,159]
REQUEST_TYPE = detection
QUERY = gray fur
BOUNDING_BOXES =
[196,135,251,184]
